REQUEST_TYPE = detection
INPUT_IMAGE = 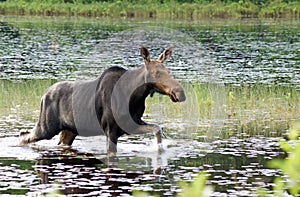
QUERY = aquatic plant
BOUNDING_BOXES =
[146,83,300,138]
[133,172,213,197]
[45,183,62,197]
[0,80,55,121]
[176,172,213,197]
[258,122,300,196]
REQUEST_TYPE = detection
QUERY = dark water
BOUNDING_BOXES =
[0,15,299,196]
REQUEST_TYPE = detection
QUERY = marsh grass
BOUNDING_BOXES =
[224,85,299,136]
[146,83,300,137]
[0,0,299,18]
[0,80,299,136]
[0,79,55,121]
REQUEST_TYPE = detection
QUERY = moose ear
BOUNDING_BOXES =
[140,45,150,63]
[158,46,173,63]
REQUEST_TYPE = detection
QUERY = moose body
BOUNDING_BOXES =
[19,46,186,155]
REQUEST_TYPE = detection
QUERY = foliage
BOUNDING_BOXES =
[147,84,300,138]
[259,123,300,196]
[0,80,55,120]
[133,172,213,197]
[133,191,160,197]
[45,182,63,197]
[0,0,299,18]
[177,172,213,197]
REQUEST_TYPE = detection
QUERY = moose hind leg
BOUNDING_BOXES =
[58,130,77,146]
[19,130,36,145]
[19,124,45,145]
[107,135,118,157]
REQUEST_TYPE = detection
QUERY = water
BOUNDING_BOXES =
[0,15,299,196]
[1,17,299,85]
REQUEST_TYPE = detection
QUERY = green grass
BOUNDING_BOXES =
[0,80,299,137]
[146,83,300,137]
[0,0,299,18]
[0,79,55,121]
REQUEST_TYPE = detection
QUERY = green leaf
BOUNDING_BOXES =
[288,122,300,140]
[273,177,285,197]
[278,140,291,152]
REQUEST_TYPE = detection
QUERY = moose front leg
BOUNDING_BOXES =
[131,124,165,152]
[106,124,165,156]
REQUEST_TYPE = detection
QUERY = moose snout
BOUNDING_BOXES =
[170,87,186,102]
[175,90,186,102]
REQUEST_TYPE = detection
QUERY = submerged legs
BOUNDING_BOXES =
[106,124,165,156]
[131,124,165,152]
[19,123,54,145]
[58,130,77,146]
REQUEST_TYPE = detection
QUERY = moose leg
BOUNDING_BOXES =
[107,135,118,157]
[155,128,164,153]
[58,130,77,146]
[19,130,38,145]
[131,124,165,152]
[19,123,55,145]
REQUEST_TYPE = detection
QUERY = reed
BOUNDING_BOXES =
[0,0,299,18]
[0,80,299,136]
[0,79,55,121]
[146,83,300,137]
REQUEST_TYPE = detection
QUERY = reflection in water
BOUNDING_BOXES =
[35,150,109,195]
[33,146,178,196]
[0,134,286,196]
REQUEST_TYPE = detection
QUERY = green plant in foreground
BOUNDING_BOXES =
[46,182,62,197]
[259,122,300,196]
[133,172,213,197]
[177,172,213,197]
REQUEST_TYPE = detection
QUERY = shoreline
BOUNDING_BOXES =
[0,0,299,19]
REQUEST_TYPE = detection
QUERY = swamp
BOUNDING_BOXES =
[0,15,299,196]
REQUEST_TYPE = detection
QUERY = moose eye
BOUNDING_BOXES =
[155,71,161,77]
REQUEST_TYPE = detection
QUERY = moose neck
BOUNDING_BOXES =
[127,66,152,121]
[129,66,152,102]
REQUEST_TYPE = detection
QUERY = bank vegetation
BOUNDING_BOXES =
[0,0,299,18]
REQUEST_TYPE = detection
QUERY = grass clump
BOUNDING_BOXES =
[0,79,55,120]
[0,0,299,18]
[146,83,300,137]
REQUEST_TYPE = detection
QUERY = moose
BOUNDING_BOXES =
[19,46,186,156]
